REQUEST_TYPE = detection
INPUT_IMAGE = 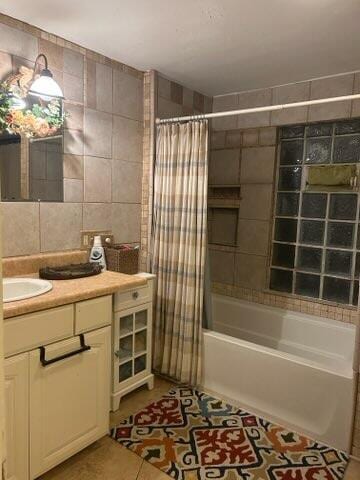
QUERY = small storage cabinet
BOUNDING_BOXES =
[111,274,155,411]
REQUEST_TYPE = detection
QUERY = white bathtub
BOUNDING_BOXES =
[202,294,357,452]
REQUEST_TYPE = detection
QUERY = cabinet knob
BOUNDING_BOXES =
[132,291,139,300]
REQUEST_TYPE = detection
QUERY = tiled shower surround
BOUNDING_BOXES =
[209,75,360,322]
[208,75,360,457]
[0,13,143,257]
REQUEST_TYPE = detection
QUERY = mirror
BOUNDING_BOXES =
[0,60,66,202]
[0,131,63,202]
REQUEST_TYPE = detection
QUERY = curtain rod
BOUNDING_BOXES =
[155,93,360,124]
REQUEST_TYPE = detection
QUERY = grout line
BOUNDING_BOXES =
[135,460,145,480]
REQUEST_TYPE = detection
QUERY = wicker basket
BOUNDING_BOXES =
[105,245,139,274]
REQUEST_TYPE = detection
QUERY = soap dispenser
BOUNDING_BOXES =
[89,235,107,271]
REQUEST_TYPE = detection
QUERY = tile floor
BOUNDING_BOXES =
[40,377,360,480]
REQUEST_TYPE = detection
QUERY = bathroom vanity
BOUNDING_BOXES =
[3,270,154,480]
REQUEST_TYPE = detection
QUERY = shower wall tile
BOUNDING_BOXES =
[212,94,238,130]
[84,156,112,203]
[40,203,82,252]
[85,58,96,109]
[63,129,84,156]
[157,96,182,119]
[64,103,84,131]
[235,253,267,289]
[225,130,242,148]
[63,72,84,103]
[39,38,64,71]
[242,129,258,147]
[209,149,240,185]
[112,115,143,162]
[183,87,194,108]
[259,127,277,146]
[158,76,171,100]
[95,62,113,113]
[111,203,141,243]
[204,95,213,114]
[271,82,310,125]
[63,154,84,180]
[113,69,143,120]
[237,88,271,129]
[63,48,84,78]
[210,208,238,245]
[193,91,205,112]
[170,81,183,105]
[63,178,83,202]
[83,203,112,231]
[309,74,353,121]
[209,249,235,284]
[351,72,360,118]
[84,108,112,158]
[240,146,276,183]
[63,178,84,203]
[211,131,226,149]
[239,184,273,220]
[0,22,38,61]
[237,219,270,256]
[112,160,142,203]
[1,202,40,257]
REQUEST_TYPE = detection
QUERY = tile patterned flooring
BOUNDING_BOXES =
[40,377,360,480]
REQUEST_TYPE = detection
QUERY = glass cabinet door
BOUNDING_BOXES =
[113,305,151,389]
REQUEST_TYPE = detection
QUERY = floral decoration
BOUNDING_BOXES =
[0,66,66,138]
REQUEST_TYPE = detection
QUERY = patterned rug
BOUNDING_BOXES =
[110,386,349,480]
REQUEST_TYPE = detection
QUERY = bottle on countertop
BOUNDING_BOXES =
[89,235,107,271]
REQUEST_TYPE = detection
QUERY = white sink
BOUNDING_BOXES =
[3,278,53,303]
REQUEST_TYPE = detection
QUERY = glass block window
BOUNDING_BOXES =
[271,119,360,305]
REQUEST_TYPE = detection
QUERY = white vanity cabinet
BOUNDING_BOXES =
[111,274,155,411]
[4,353,29,480]
[3,295,112,480]
[29,326,110,478]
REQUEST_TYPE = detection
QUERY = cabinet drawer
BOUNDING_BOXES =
[75,295,112,334]
[4,305,74,357]
[114,285,150,311]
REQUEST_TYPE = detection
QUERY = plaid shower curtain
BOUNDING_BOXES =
[151,120,208,385]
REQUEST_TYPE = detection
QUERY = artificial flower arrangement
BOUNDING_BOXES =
[0,66,66,138]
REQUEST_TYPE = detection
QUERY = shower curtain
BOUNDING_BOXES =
[151,120,208,385]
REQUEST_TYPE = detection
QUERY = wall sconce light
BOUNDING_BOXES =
[28,53,64,101]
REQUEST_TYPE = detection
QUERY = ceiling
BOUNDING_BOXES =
[1,0,360,96]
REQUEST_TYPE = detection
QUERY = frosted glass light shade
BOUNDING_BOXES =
[29,75,64,100]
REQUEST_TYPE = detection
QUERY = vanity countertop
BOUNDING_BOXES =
[3,270,147,319]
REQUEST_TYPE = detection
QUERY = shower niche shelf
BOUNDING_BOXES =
[208,206,239,247]
[209,184,241,202]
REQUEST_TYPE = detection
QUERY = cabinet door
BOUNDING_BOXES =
[113,303,152,393]
[30,326,111,478]
[4,353,29,480]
